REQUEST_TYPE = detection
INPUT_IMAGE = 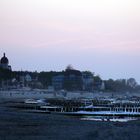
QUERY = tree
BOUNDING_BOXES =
[127,78,137,88]
[65,64,74,71]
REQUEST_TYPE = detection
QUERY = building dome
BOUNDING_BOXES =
[0,53,9,64]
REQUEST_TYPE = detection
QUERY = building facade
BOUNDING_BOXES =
[82,72,94,91]
[52,75,65,90]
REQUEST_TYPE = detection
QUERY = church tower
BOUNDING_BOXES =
[0,53,11,70]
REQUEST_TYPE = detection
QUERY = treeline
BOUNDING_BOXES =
[0,67,140,93]
[104,78,140,93]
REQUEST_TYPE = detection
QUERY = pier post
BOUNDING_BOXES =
[125,107,126,112]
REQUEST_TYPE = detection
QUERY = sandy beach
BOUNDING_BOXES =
[0,104,140,140]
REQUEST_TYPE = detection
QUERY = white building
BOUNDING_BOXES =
[25,74,32,82]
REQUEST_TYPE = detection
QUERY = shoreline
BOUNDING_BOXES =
[0,88,140,102]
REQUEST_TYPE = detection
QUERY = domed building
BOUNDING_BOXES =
[0,53,11,70]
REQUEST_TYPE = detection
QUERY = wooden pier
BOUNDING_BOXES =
[5,99,140,117]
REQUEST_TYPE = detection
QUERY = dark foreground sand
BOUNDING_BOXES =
[0,106,140,140]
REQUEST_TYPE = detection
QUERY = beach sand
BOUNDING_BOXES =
[0,105,140,140]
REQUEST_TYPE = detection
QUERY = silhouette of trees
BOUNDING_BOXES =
[0,68,12,81]
[0,66,140,93]
[104,78,139,93]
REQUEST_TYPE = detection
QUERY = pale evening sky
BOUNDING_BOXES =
[0,0,140,83]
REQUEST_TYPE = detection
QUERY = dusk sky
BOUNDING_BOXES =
[0,0,140,83]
